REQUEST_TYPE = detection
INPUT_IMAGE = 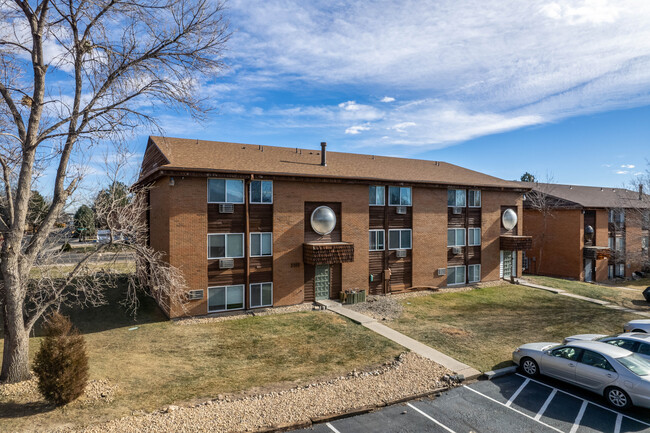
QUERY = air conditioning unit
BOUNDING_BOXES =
[396,249,407,258]
[187,290,204,300]
[452,246,462,255]
[396,206,407,215]
[219,203,234,213]
[452,207,462,215]
[219,258,234,269]
[437,268,446,276]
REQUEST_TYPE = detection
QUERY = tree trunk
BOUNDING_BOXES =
[0,310,30,383]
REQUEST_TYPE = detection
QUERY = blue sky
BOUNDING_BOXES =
[116,1,650,188]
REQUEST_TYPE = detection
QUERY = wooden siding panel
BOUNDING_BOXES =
[387,206,412,228]
[388,250,412,291]
[249,270,273,284]
[140,140,169,177]
[250,256,273,273]
[208,204,246,233]
[369,207,385,229]
[207,258,246,286]
[304,264,315,302]
[250,204,273,232]
[369,250,384,294]
[331,264,342,299]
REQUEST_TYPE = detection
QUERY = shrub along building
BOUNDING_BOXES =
[138,136,531,318]
[523,183,650,283]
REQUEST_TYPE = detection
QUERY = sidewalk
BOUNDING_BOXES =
[316,299,481,380]
[516,278,650,318]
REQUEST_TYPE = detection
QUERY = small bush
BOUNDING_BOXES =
[60,242,72,252]
[33,312,89,406]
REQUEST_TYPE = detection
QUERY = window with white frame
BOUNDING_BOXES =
[388,229,412,249]
[447,189,466,207]
[468,190,481,207]
[609,210,614,223]
[447,228,466,247]
[208,285,244,312]
[616,264,625,277]
[608,265,614,279]
[618,210,625,224]
[615,237,625,252]
[250,232,272,257]
[208,233,244,259]
[250,180,273,204]
[468,228,481,246]
[447,265,466,285]
[388,186,412,206]
[369,230,385,251]
[468,264,481,283]
[250,282,273,308]
[643,236,649,250]
[369,186,385,206]
[208,179,244,203]
[608,237,614,250]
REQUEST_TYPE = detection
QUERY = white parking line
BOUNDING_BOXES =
[463,385,564,433]
[406,403,457,433]
[506,378,530,407]
[614,414,623,433]
[515,373,650,428]
[569,401,588,433]
[535,389,557,421]
[326,422,342,433]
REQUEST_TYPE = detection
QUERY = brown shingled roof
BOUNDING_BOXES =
[526,182,650,209]
[142,136,524,189]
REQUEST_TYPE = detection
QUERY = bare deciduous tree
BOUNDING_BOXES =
[522,174,557,275]
[0,0,229,383]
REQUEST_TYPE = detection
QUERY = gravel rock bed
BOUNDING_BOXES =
[65,352,451,433]
[174,303,319,325]
[0,376,118,406]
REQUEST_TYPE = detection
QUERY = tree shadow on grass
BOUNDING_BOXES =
[0,400,55,418]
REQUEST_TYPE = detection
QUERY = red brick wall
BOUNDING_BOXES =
[412,187,447,287]
[272,181,368,306]
[482,191,524,281]
[524,208,582,280]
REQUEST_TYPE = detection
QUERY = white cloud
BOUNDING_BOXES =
[621,164,635,168]
[345,125,371,135]
[220,0,650,146]
[616,170,629,174]
[391,122,417,133]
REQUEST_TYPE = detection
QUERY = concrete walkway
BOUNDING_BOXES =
[516,278,650,318]
[316,299,481,380]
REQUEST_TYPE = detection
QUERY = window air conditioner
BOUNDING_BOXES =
[219,203,234,214]
[396,249,407,258]
[452,207,462,215]
[452,246,462,255]
[188,290,204,300]
[219,258,235,269]
[437,268,446,276]
[396,206,407,215]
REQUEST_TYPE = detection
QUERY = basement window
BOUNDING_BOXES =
[208,179,244,203]
[250,282,273,308]
[250,180,273,204]
[208,285,244,312]
[388,229,412,250]
[208,233,244,259]
[447,265,466,285]
[447,228,466,247]
[388,186,412,206]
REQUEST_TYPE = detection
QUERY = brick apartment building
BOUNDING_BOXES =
[138,136,531,318]
[523,183,650,283]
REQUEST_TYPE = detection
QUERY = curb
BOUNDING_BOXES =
[256,386,450,432]
[482,366,517,380]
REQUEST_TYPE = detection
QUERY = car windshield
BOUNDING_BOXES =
[617,354,650,376]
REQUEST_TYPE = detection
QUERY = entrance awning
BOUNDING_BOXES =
[500,235,533,251]
[583,246,610,260]
[303,242,354,265]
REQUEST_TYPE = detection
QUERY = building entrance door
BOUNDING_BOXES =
[315,264,331,300]
[501,251,514,279]
[584,259,593,282]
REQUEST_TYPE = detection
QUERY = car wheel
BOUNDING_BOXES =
[605,387,632,409]
[520,357,539,377]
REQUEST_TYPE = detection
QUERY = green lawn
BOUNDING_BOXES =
[388,284,638,372]
[1,279,402,432]
[524,275,650,312]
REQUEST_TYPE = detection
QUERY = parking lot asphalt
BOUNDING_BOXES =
[292,373,650,433]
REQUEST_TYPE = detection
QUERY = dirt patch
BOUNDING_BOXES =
[440,326,472,338]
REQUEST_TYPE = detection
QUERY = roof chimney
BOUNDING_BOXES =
[640,184,644,200]
[320,142,327,166]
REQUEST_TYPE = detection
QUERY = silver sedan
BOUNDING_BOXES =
[624,319,650,333]
[513,340,650,409]
[563,333,650,361]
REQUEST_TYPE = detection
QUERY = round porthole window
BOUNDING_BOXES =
[502,208,518,231]
[311,206,336,235]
